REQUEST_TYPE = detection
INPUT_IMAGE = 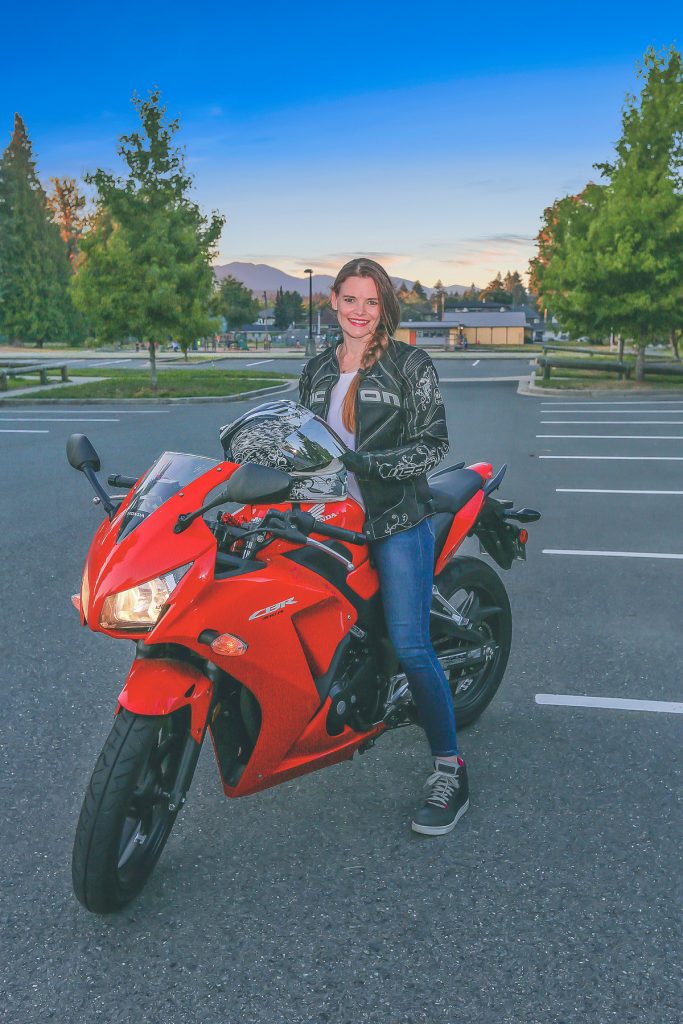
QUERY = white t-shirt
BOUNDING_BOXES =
[326,371,365,510]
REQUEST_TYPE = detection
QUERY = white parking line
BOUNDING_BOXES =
[13,409,169,415]
[543,549,683,559]
[556,488,683,495]
[541,400,683,405]
[0,429,49,434]
[541,420,683,424]
[539,455,683,460]
[0,417,119,423]
[246,359,274,367]
[535,694,683,714]
[536,438,683,442]
[90,359,132,367]
[472,360,480,366]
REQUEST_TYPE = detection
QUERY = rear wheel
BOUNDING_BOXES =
[431,556,512,727]
[72,707,195,913]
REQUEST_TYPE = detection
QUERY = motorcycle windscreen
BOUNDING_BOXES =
[117,451,219,543]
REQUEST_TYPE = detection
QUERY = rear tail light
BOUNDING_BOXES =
[519,529,528,544]
[71,594,81,611]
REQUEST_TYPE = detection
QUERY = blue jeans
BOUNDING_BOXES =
[369,517,458,757]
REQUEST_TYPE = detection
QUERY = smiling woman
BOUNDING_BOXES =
[297,256,473,835]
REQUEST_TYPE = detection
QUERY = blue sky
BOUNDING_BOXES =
[2,2,680,287]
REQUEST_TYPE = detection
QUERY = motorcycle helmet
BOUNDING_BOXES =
[219,400,348,502]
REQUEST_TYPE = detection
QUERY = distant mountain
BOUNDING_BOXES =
[213,262,467,298]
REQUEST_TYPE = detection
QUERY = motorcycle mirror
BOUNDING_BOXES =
[66,434,101,473]
[223,463,292,504]
[174,464,293,534]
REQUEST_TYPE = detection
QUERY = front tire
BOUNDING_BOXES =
[432,556,512,727]
[72,707,195,913]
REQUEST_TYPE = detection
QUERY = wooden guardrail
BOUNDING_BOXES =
[0,362,70,391]
[537,356,631,382]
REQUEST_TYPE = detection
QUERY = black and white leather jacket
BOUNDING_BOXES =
[298,338,449,540]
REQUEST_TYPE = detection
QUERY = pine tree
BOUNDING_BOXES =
[0,114,77,345]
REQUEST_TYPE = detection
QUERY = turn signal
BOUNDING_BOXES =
[519,529,528,544]
[210,633,248,656]
[71,594,81,611]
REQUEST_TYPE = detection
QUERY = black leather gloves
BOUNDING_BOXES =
[339,448,365,474]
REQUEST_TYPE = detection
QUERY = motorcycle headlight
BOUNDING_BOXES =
[99,563,192,630]
[81,567,90,620]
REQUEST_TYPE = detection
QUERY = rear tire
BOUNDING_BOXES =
[432,556,512,727]
[72,708,194,913]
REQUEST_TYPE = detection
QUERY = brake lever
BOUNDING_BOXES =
[304,536,354,572]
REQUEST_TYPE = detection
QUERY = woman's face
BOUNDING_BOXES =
[331,275,382,345]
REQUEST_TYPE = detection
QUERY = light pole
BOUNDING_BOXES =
[304,268,315,357]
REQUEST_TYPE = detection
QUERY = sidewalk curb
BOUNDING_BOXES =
[0,380,296,407]
[516,371,683,399]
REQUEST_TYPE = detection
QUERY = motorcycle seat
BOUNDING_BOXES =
[427,467,485,563]
[428,467,484,515]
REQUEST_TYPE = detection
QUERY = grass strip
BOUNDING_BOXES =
[15,367,294,400]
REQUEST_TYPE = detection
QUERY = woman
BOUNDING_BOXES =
[298,257,469,836]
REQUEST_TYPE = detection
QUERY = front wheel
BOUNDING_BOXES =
[72,707,196,913]
[432,556,512,727]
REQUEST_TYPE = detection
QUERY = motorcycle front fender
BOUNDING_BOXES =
[117,658,213,743]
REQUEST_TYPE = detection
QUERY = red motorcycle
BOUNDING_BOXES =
[67,402,540,913]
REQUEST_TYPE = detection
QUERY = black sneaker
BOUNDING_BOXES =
[411,756,469,835]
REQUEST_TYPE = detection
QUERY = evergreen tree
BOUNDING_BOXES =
[72,89,225,387]
[273,289,303,329]
[0,114,78,346]
[412,279,427,300]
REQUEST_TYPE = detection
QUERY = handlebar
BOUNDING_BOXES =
[293,511,366,545]
[108,474,138,489]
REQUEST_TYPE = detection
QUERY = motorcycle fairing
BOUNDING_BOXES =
[433,462,491,575]
[117,659,213,741]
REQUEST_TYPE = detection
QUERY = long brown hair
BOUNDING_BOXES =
[332,258,401,432]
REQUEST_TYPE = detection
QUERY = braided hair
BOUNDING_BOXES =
[332,258,401,433]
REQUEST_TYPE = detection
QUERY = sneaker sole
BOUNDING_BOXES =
[411,799,470,836]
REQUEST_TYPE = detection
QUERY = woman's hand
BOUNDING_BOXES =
[339,448,365,474]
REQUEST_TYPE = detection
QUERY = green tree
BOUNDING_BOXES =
[72,89,225,387]
[530,46,683,381]
[0,114,79,346]
[273,289,303,329]
[411,279,427,300]
[213,275,259,335]
[480,273,512,305]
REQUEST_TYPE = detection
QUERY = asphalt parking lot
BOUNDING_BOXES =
[1,380,681,1024]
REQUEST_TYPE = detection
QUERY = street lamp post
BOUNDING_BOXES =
[304,268,315,357]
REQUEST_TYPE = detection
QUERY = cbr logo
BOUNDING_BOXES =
[249,597,297,621]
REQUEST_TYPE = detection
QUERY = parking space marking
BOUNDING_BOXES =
[541,400,683,406]
[0,417,119,423]
[535,694,683,714]
[246,359,274,367]
[542,420,683,424]
[556,488,683,494]
[539,455,683,460]
[0,428,49,434]
[10,409,169,415]
[543,548,683,559]
[536,438,683,442]
[472,360,480,366]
